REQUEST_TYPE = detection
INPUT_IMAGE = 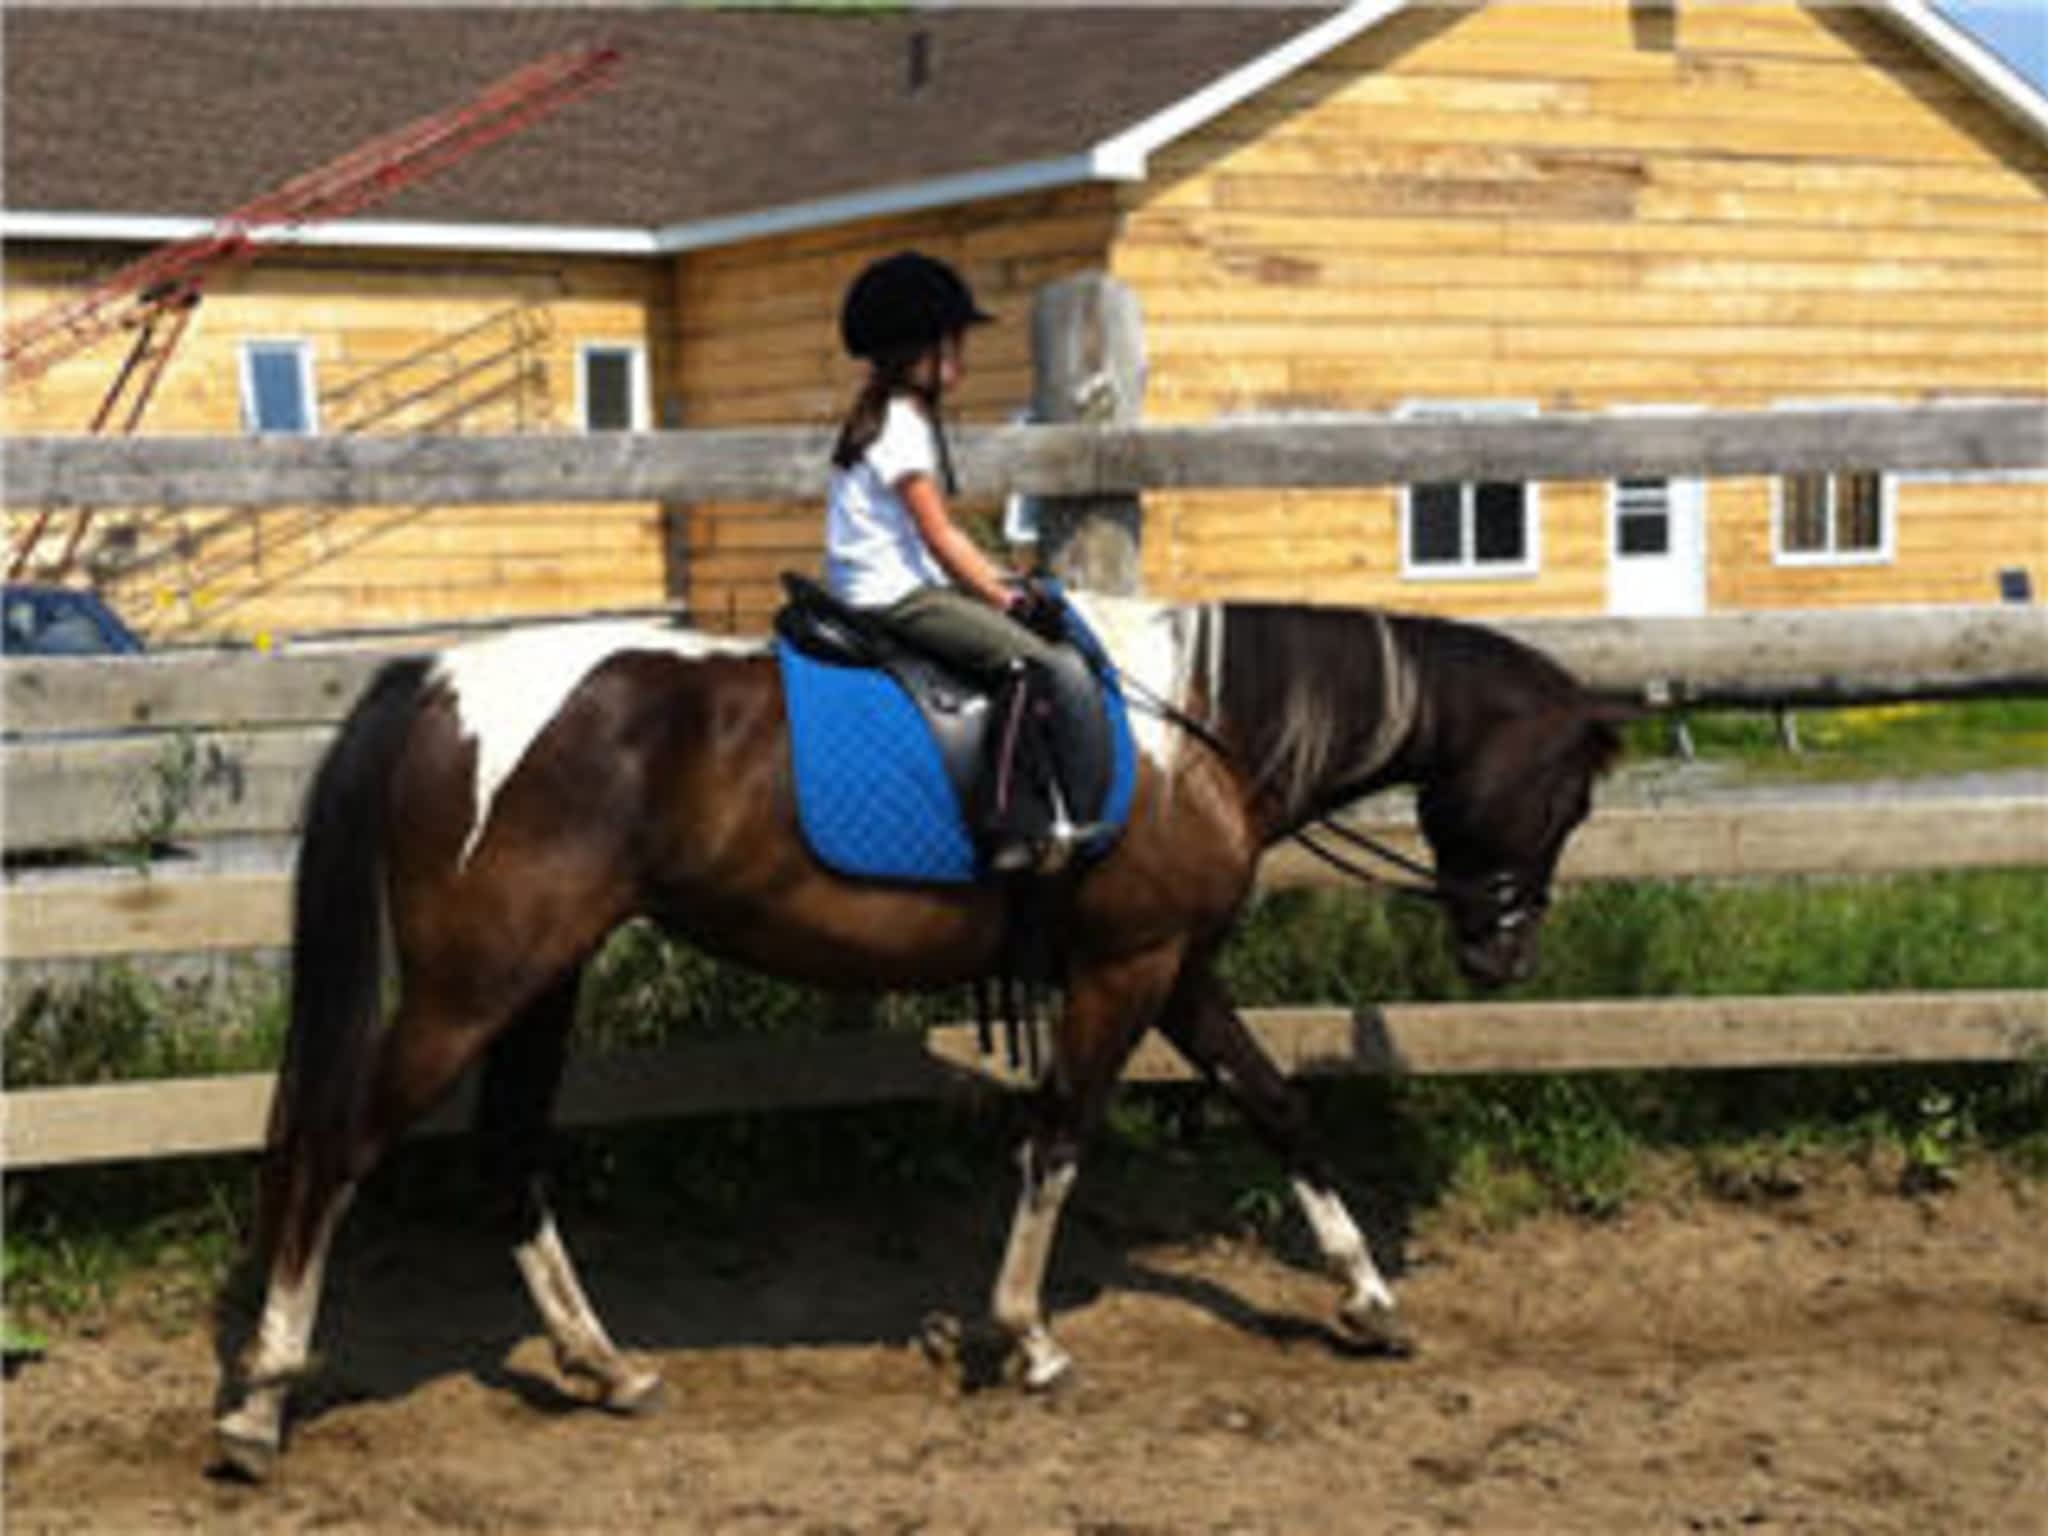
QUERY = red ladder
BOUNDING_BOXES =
[6,41,623,581]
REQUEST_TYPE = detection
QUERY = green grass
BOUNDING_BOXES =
[1220,870,2048,1006]
[1631,697,2048,784]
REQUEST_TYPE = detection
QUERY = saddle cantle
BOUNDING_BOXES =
[774,574,1135,885]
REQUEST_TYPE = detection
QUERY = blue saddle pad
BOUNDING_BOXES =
[777,605,1136,885]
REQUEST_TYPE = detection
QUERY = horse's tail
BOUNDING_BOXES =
[260,656,432,1276]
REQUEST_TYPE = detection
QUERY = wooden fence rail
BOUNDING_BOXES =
[8,993,2044,1170]
[5,606,2044,852]
[7,796,2044,963]
[6,402,2043,507]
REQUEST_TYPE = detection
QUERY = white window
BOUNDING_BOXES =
[1774,470,1894,565]
[1399,401,1541,580]
[240,341,318,435]
[1769,401,1896,567]
[578,343,647,432]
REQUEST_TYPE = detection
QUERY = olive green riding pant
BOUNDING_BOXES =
[880,586,1060,679]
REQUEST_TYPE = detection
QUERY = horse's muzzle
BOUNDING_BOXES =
[1456,929,1540,990]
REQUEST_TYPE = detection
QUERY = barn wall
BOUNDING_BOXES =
[4,246,675,641]
[670,184,1121,633]
[1113,0,2048,614]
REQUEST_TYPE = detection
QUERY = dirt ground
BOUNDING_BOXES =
[5,1162,2045,1535]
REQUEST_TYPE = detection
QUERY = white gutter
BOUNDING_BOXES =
[0,210,659,256]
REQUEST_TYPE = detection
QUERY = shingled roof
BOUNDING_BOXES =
[8,4,2041,253]
[3,6,1331,235]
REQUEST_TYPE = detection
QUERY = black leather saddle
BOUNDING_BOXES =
[774,573,1118,869]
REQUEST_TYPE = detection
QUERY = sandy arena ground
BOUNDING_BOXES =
[5,1161,2044,1534]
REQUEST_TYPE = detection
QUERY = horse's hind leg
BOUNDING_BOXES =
[216,973,540,1476]
[478,966,662,1414]
[214,1176,356,1480]
[1155,965,1409,1354]
[988,942,1184,1390]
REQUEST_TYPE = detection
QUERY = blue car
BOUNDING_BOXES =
[2,584,145,656]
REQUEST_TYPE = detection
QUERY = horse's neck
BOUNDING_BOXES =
[1207,604,1425,836]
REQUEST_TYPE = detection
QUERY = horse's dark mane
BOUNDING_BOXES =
[1212,604,1411,825]
[1393,611,1587,707]
[1212,603,1605,828]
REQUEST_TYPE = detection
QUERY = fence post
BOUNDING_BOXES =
[1029,273,1145,594]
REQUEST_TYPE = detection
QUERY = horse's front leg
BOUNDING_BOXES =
[988,941,1185,1390]
[1155,966,1410,1355]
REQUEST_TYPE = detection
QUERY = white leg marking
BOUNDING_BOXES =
[991,1145,1080,1390]
[216,1185,354,1463]
[432,621,765,869]
[514,1211,661,1410]
[1292,1176,1397,1319]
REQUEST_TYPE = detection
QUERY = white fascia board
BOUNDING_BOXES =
[650,152,1116,253]
[1093,0,1413,175]
[1888,1,2048,146]
[0,210,658,255]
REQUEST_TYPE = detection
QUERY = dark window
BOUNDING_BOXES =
[1616,479,1672,556]
[1781,471,1885,557]
[1402,406,1536,575]
[244,343,314,435]
[1411,484,1463,564]
[1473,482,1527,562]
[1838,473,1883,552]
[582,348,638,431]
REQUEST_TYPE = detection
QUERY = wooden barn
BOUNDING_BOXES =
[5,2,2044,642]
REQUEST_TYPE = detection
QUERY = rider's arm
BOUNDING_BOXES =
[901,473,1014,610]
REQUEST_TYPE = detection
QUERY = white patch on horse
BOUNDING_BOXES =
[991,1146,1080,1390]
[217,1185,354,1461]
[432,622,763,870]
[1066,593,1204,771]
[1291,1176,1397,1315]
[513,1209,660,1407]
[1351,612,1416,786]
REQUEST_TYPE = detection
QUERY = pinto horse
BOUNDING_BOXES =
[215,597,1625,1477]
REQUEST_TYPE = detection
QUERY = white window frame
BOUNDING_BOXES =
[238,339,320,436]
[1604,402,1708,577]
[1769,400,1898,568]
[1397,400,1543,582]
[576,341,649,432]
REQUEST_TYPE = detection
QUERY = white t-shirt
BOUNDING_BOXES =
[825,396,951,608]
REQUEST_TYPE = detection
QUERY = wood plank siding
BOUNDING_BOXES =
[6,2,2042,638]
[1112,1,2048,613]
[4,248,675,641]
[671,185,1120,632]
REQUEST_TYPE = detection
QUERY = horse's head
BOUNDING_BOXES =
[1415,697,1628,988]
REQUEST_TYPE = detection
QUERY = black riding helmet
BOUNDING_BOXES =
[840,251,994,361]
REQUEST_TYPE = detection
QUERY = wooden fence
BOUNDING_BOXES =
[5,402,2045,1168]
[6,401,2043,506]
[6,619,2044,1169]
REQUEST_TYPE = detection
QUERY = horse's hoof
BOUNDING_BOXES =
[600,1366,666,1418]
[1019,1337,1074,1394]
[211,1423,279,1484]
[1336,1297,1416,1358]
